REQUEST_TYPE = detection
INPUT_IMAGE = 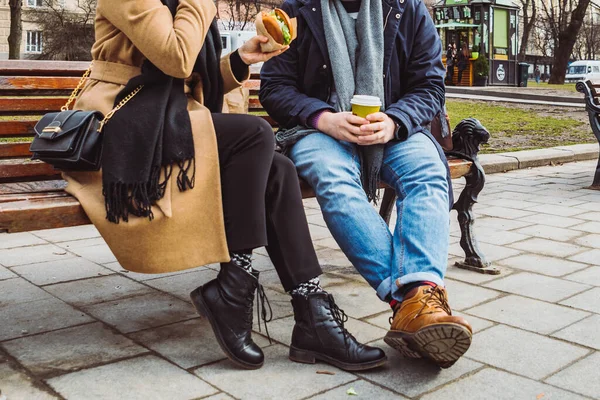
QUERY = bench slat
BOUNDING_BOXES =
[0,76,79,92]
[0,180,66,195]
[0,98,66,114]
[0,120,37,137]
[0,159,60,182]
[0,60,89,76]
[0,195,89,233]
[0,142,32,158]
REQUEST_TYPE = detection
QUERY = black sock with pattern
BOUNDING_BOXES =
[229,251,256,274]
[290,277,326,297]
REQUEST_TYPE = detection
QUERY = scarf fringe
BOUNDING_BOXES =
[176,158,196,191]
[103,157,195,224]
[363,163,381,205]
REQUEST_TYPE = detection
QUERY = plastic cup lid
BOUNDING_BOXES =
[350,95,382,107]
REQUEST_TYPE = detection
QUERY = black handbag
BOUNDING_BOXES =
[30,67,142,171]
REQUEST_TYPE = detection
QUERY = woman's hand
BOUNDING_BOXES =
[355,112,396,145]
[238,36,289,65]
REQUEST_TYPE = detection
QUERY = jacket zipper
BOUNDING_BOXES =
[383,7,392,31]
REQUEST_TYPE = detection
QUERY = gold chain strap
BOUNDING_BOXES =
[98,84,144,132]
[62,63,144,132]
[61,67,91,112]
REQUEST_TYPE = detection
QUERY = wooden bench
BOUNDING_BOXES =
[576,80,600,190]
[0,60,495,274]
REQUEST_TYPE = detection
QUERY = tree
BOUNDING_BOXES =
[8,0,22,59]
[218,0,280,30]
[28,0,96,61]
[518,0,537,59]
[539,0,592,83]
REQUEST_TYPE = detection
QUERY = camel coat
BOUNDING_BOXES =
[64,0,249,273]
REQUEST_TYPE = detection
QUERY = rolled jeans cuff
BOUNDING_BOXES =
[376,273,445,302]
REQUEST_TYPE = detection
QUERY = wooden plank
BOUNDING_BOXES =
[0,142,32,158]
[0,196,89,233]
[0,120,37,137]
[0,60,89,76]
[448,158,472,179]
[0,76,79,91]
[0,98,66,113]
[0,180,66,195]
[0,190,72,203]
[0,159,60,182]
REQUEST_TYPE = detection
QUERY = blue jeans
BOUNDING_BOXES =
[290,132,450,302]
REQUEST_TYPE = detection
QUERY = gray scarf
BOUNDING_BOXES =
[322,0,385,202]
[275,0,385,202]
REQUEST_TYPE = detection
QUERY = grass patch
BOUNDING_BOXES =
[526,81,578,92]
[446,99,592,153]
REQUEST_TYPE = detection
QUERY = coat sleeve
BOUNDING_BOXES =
[97,0,216,78]
[220,52,250,94]
[259,2,334,128]
[385,0,445,139]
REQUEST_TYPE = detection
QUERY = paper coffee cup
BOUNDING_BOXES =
[351,95,382,118]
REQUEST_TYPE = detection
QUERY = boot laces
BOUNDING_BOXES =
[326,297,355,351]
[418,286,452,317]
[389,286,452,324]
[255,283,273,344]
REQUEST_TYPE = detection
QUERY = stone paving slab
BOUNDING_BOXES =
[496,254,590,277]
[194,344,357,400]
[421,368,589,400]
[0,298,94,342]
[2,322,147,377]
[43,274,155,307]
[47,355,218,400]
[544,352,600,399]
[484,272,591,302]
[465,295,589,335]
[82,292,197,334]
[559,287,600,314]
[310,379,407,399]
[0,362,59,400]
[11,258,112,286]
[551,314,600,350]
[565,266,600,286]
[466,325,590,380]
[355,340,482,398]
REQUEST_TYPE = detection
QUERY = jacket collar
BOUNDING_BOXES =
[298,0,406,72]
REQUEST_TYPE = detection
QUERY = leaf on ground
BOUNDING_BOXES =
[316,370,335,375]
[536,393,545,399]
[347,387,358,396]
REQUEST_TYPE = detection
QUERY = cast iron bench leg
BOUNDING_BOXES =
[452,158,498,274]
[576,80,600,190]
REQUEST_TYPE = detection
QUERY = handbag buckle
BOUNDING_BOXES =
[40,121,63,139]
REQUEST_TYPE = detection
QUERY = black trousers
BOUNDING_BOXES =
[212,113,322,291]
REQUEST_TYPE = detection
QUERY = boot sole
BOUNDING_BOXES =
[384,323,472,369]
[289,346,387,371]
[190,289,264,370]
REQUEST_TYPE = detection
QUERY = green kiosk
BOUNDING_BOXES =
[433,0,520,86]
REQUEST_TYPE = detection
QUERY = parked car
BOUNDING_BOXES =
[565,60,600,83]
[220,30,257,56]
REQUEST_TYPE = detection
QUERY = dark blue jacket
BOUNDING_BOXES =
[259,0,446,138]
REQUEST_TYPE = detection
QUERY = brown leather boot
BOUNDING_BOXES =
[384,285,472,368]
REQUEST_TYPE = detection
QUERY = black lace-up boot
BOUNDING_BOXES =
[190,262,269,369]
[289,292,387,371]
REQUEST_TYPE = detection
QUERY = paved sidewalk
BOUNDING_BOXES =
[1,160,599,400]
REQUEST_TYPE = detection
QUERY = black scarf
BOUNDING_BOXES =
[101,0,223,223]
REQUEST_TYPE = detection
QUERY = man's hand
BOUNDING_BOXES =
[238,36,288,65]
[317,112,369,143]
[355,112,396,145]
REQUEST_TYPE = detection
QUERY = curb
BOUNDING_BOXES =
[479,143,599,174]
[446,86,584,105]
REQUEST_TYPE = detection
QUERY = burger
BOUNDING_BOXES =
[257,9,295,46]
